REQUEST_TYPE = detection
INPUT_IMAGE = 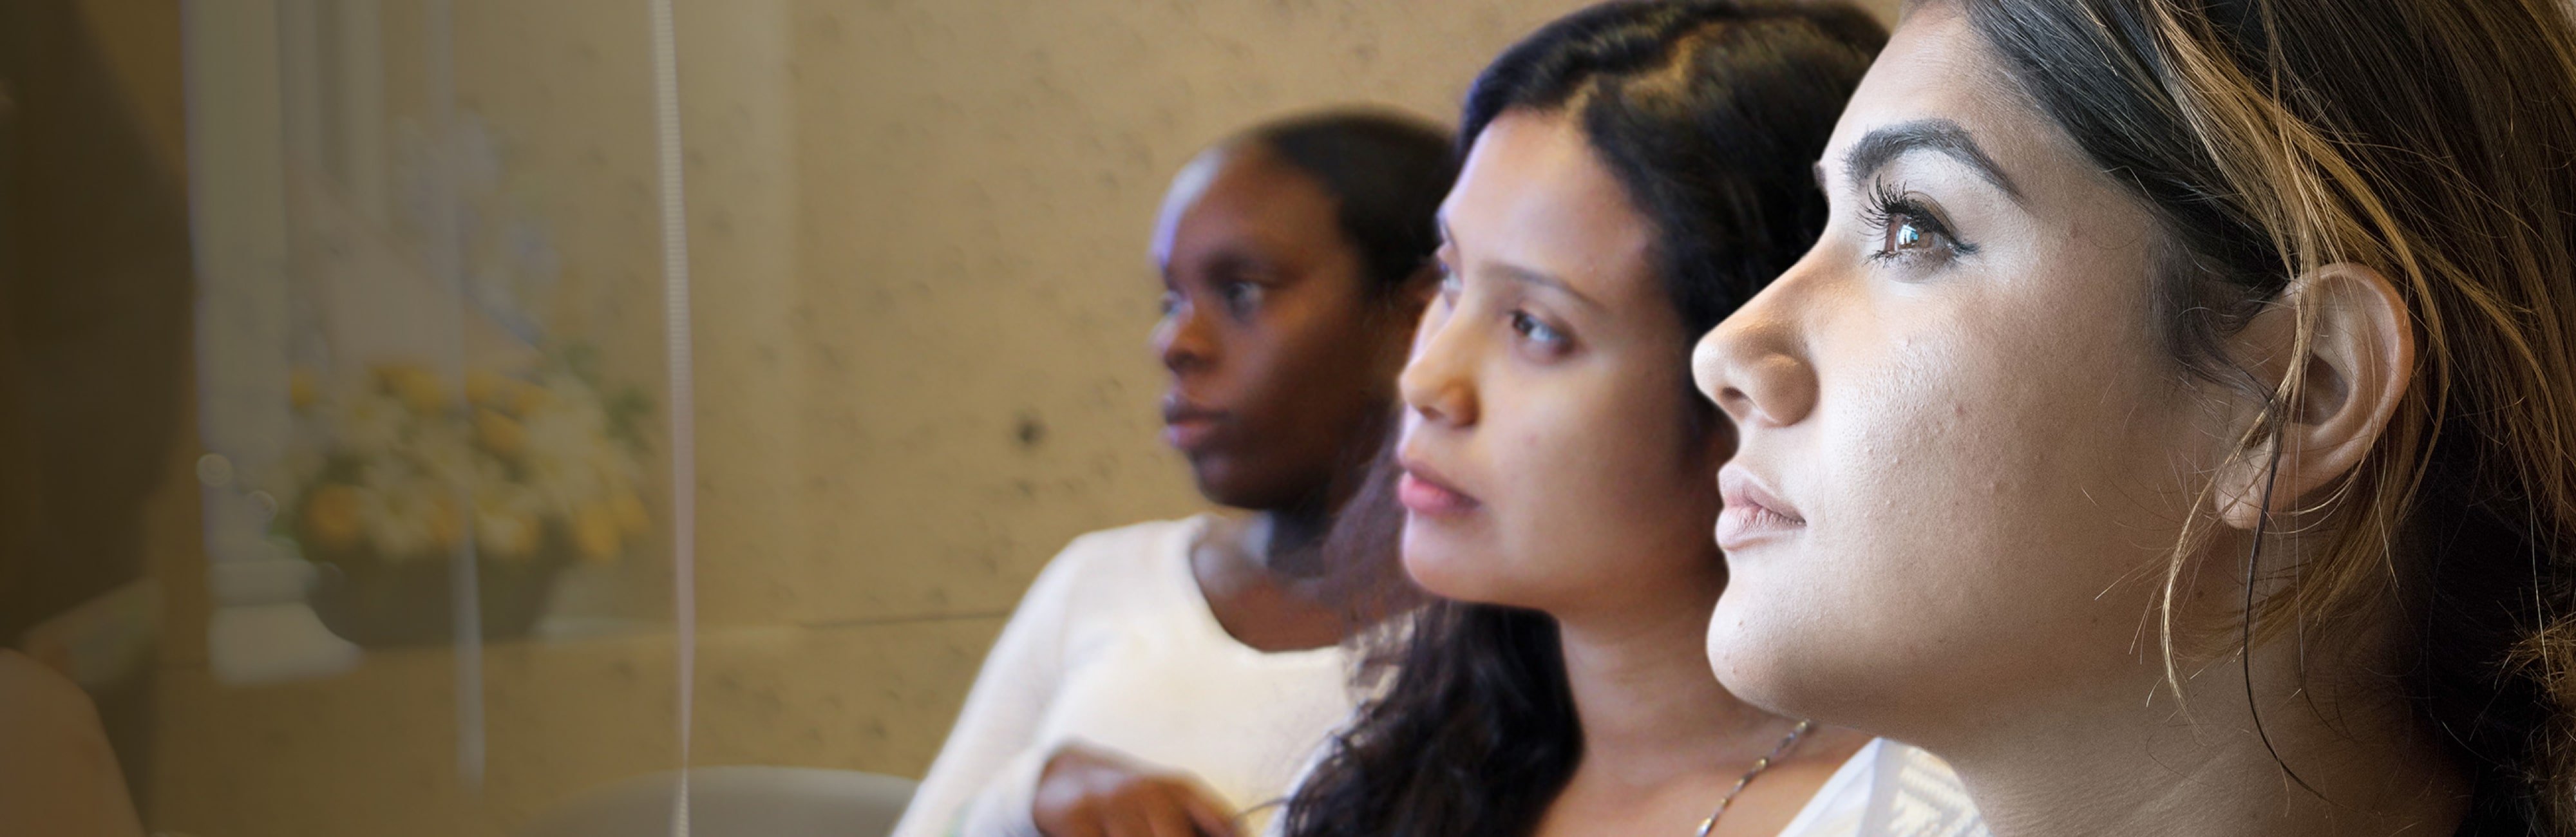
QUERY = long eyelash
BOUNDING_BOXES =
[1860,180,1980,261]
[1857,179,1911,232]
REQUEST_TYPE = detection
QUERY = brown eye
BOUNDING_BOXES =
[1862,183,1975,267]
[1884,218,1926,254]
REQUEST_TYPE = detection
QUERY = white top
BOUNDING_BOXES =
[1776,738,1987,837]
[889,515,1359,837]
[1255,731,1985,836]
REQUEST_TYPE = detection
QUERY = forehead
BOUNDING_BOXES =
[1152,146,1341,263]
[1441,111,1656,296]
[1828,6,2102,208]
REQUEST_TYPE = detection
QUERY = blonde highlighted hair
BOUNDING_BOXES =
[1967,0,2576,831]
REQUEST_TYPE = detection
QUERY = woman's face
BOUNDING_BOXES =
[1153,146,1411,511]
[1396,110,1728,619]
[1691,6,2233,737]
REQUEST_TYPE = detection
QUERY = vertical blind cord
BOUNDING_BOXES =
[647,3,699,835]
[424,0,489,794]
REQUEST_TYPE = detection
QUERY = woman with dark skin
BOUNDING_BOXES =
[1693,1,2576,834]
[891,111,1452,837]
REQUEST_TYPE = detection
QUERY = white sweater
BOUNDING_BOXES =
[890,515,1359,837]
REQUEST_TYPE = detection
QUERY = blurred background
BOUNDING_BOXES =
[1,1,1896,834]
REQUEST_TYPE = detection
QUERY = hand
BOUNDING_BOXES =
[1030,742,1240,837]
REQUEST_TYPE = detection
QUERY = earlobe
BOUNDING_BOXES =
[2212,263,2416,531]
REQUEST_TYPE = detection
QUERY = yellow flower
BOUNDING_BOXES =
[477,508,542,560]
[375,363,450,415]
[303,484,366,550]
[471,473,547,561]
[512,382,552,415]
[474,408,527,461]
[289,368,320,411]
[425,494,465,551]
[571,503,621,563]
[465,370,509,411]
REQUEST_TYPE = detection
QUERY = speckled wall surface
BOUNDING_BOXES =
[144,1,1899,834]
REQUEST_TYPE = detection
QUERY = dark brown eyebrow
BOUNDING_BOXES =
[1841,118,2024,202]
[1490,262,1604,310]
[1437,218,1602,310]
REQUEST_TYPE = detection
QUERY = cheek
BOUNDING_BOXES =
[1230,327,1386,450]
[1716,281,2197,726]
[1483,383,1720,598]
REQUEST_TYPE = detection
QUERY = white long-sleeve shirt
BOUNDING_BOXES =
[890,515,1358,837]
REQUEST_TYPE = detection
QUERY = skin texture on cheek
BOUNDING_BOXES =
[1722,256,2193,733]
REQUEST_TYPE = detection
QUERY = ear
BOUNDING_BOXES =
[2211,263,2415,530]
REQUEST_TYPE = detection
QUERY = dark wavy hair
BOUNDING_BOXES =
[1276,4,1882,836]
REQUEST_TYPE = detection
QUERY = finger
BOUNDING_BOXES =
[1172,787,1240,837]
[1139,794,1204,837]
[1044,813,1104,837]
[1103,802,1166,837]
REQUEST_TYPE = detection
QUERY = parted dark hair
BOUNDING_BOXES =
[1276,4,1882,836]
[1237,110,1459,294]
[1959,1,2576,833]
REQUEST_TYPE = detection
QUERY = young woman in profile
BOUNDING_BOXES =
[889,111,1454,837]
[1276,5,1980,836]
[1692,1,2576,834]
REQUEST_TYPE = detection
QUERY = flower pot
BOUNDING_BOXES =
[307,546,569,648]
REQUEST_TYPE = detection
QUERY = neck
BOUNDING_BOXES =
[1249,507,1329,578]
[1555,583,1787,788]
[1940,632,2468,836]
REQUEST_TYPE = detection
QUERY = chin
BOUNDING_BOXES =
[1188,459,1282,510]
[1706,583,1846,719]
[1399,520,1502,605]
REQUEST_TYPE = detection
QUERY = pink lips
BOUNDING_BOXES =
[1716,466,1805,550]
[1396,458,1481,518]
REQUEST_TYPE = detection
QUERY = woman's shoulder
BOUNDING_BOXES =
[1025,514,1213,606]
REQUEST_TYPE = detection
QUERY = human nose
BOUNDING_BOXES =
[1692,263,1820,431]
[1153,294,1217,377]
[1397,299,1476,429]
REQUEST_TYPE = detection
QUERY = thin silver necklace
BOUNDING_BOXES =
[1692,719,1814,837]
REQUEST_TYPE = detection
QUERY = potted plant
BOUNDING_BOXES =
[273,346,652,647]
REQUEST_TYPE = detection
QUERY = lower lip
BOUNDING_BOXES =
[1163,419,1218,451]
[1397,473,1480,518]
[1715,504,1803,550]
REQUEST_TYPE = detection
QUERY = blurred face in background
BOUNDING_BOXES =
[1151,144,1414,511]
[1396,110,1730,621]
